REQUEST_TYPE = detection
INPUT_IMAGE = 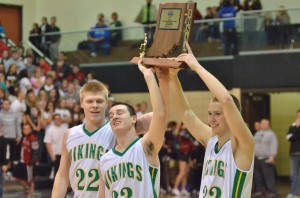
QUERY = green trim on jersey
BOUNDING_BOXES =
[231,169,247,198]
[82,120,109,137]
[149,166,158,198]
[214,139,231,154]
[112,138,140,156]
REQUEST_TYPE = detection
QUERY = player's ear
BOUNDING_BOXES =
[132,115,137,124]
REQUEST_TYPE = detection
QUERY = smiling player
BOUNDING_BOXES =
[52,80,152,198]
[98,60,168,198]
[169,43,254,197]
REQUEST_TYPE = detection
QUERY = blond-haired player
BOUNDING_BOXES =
[52,80,151,198]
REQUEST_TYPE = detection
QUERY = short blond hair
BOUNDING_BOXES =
[211,94,241,112]
[80,80,108,102]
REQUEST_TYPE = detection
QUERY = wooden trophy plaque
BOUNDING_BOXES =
[131,2,196,68]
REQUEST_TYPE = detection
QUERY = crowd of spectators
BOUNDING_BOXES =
[192,0,295,54]
[24,0,295,61]
[0,38,206,195]
[0,35,102,195]
[29,16,61,62]
[0,1,298,197]
[29,12,123,60]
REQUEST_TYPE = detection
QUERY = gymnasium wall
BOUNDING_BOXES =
[0,0,300,42]
[271,93,300,176]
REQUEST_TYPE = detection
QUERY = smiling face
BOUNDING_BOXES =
[81,91,107,124]
[109,104,137,134]
[208,101,229,135]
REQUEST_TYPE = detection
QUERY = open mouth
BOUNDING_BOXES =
[113,121,121,126]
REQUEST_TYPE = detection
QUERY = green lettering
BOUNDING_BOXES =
[89,144,96,159]
[73,146,77,161]
[107,168,112,184]
[136,165,142,181]
[111,166,118,182]
[205,160,211,176]
[122,163,127,178]
[218,161,225,178]
[119,163,122,179]
[97,146,104,160]
[77,145,83,160]
[127,163,134,179]
[104,172,111,190]
[85,144,89,158]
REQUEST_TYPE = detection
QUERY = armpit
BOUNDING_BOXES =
[144,140,154,157]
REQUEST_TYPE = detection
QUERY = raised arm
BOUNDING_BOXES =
[52,130,71,198]
[136,70,169,134]
[168,69,212,147]
[156,68,170,121]
[137,60,166,164]
[135,69,169,136]
[176,43,254,169]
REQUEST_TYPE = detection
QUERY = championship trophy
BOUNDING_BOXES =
[131,2,196,68]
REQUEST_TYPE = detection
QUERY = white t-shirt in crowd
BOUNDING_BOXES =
[44,124,68,155]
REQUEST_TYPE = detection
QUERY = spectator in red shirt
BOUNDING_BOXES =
[0,39,9,60]
[13,123,39,197]
[38,57,51,75]
[67,65,85,85]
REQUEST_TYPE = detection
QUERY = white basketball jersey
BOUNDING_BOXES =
[67,122,116,198]
[199,136,253,198]
[100,138,160,198]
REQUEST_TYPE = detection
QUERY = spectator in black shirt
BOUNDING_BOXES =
[0,133,8,197]
[29,23,41,50]
[49,16,61,62]
[286,110,300,198]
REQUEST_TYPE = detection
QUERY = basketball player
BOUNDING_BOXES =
[52,80,152,198]
[169,43,254,197]
[98,60,168,198]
